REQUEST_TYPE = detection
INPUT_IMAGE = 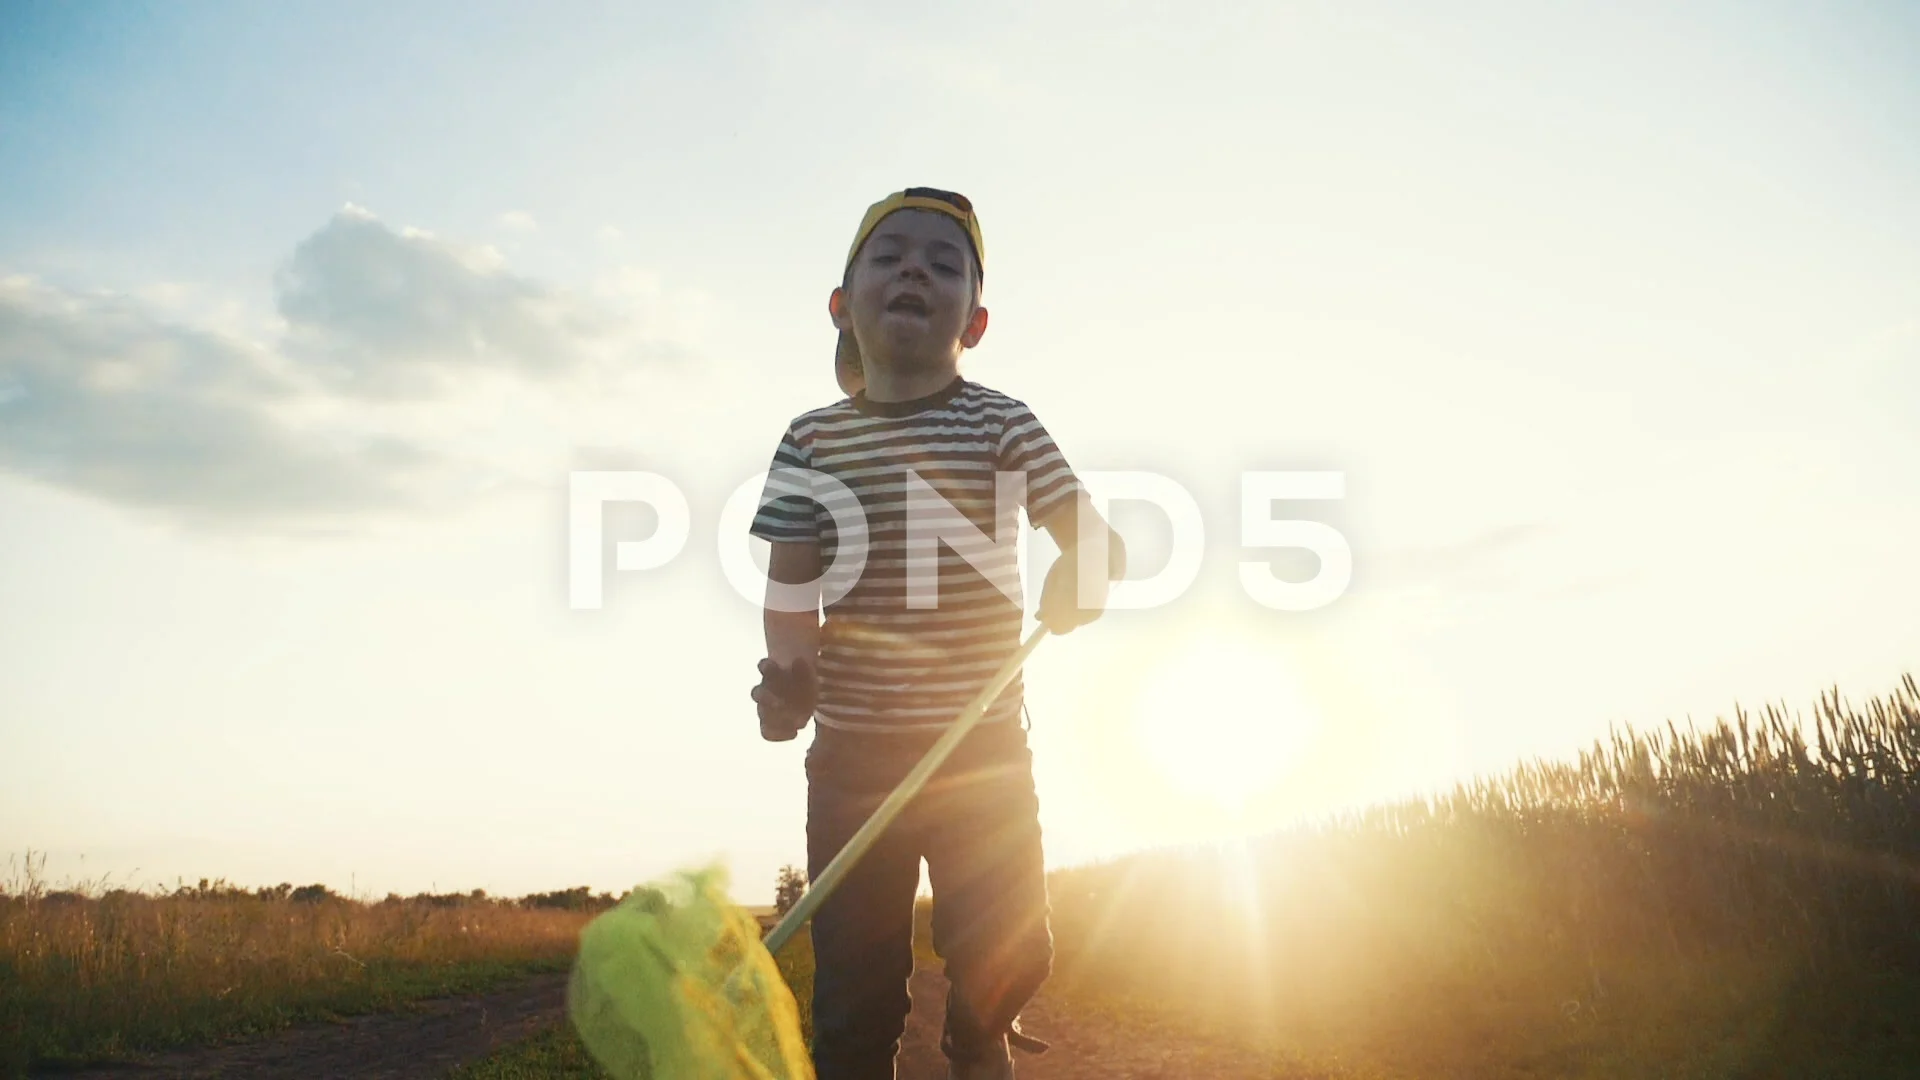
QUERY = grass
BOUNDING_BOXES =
[0,865,606,1077]
[444,1026,608,1080]
[16,672,1920,1079]
[446,926,819,1080]
[1040,673,1920,1079]
[457,674,1920,1078]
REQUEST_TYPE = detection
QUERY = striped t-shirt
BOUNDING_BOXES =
[749,376,1083,733]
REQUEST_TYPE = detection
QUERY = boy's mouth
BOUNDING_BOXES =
[885,294,930,316]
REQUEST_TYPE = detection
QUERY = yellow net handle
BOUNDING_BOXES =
[763,625,1050,954]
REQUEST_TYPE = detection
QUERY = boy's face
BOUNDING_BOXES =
[832,209,987,379]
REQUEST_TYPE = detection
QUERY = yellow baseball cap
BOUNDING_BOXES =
[835,187,985,394]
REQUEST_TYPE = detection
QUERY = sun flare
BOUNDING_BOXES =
[1133,636,1324,809]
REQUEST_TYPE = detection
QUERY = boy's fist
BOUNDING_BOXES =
[752,658,817,741]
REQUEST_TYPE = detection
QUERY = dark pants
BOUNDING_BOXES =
[805,720,1053,1080]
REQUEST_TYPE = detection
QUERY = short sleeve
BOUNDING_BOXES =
[748,424,821,544]
[997,404,1084,528]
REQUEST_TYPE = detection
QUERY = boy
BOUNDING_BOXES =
[747,188,1127,1080]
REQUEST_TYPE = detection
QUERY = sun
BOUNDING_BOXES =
[1133,635,1324,809]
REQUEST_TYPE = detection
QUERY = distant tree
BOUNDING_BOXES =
[519,885,596,911]
[174,877,254,902]
[290,883,336,904]
[774,865,808,915]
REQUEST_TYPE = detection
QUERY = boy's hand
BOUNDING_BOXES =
[752,658,817,741]
[1038,548,1110,634]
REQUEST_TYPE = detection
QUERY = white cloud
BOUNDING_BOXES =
[498,210,538,232]
[274,206,676,398]
[0,276,430,525]
[0,208,703,528]
[597,225,623,243]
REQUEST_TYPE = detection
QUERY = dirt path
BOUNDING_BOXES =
[39,975,569,1079]
[38,966,1294,1079]
[898,967,1294,1080]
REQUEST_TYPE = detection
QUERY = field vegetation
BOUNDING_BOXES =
[12,673,1920,1078]
[457,675,1920,1078]
[0,864,615,1075]
[1045,674,1920,1077]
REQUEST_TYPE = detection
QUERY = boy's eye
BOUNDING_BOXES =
[873,254,900,265]
[933,263,958,275]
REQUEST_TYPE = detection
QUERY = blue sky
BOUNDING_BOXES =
[3,1,1918,903]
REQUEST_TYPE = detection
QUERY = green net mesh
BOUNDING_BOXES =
[567,866,815,1080]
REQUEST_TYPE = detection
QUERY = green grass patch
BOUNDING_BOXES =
[450,925,818,1079]
[8,955,572,1075]
[446,1024,611,1080]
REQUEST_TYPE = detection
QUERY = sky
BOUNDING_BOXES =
[3,0,1918,905]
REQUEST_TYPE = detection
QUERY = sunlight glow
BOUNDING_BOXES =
[1133,636,1324,810]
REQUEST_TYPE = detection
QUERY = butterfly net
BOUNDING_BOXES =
[567,865,815,1080]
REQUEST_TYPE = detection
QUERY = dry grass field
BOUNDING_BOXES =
[10,673,1920,1078]
[0,870,606,1075]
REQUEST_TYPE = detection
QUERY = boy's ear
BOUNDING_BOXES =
[828,287,853,332]
[960,305,989,349]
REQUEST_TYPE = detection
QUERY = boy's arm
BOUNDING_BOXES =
[1038,491,1127,580]
[747,421,823,737]
[763,540,822,667]
[1035,491,1127,633]
[998,402,1124,631]
[754,540,822,741]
